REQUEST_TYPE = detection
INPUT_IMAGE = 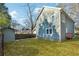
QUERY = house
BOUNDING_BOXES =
[0,27,15,42]
[36,7,74,41]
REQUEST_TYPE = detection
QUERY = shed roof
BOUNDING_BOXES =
[0,27,15,31]
[60,9,75,23]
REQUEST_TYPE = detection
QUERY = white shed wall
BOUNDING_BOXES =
[66,17,74,36]
[61,11,74,40]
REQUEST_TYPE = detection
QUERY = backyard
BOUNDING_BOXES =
[4,35,79,56]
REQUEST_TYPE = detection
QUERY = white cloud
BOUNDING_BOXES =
[9,10,18,18]
[33,5,59,14]
[33,7,41,14]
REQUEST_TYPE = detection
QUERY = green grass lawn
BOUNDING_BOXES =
[4,37,79,56]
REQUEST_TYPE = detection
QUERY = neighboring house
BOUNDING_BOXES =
[33,27,36,34]
[33,30,36,34]
[36,7,74,41]
[15,29,32,34]
[0,27,15,42]
[22,29,31,34]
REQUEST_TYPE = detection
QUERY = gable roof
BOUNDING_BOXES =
[37,7,74,24]
[60,9,75,23]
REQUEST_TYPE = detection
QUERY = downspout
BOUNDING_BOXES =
[58,10,62,42]
[73,21,75,37]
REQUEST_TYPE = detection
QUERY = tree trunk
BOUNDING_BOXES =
[0,31,2,55]
[0,28,4,56]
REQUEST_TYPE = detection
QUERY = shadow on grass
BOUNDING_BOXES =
[62,36,79,43]
[4,46,39,56]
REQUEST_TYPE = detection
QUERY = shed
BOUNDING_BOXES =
[36,7,74,41]
[0,27,15,42]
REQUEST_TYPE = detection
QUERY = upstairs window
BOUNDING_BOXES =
[52,15,54,20]
[51,15,54,24]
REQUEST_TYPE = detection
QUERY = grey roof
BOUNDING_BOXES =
[0,27,15,31]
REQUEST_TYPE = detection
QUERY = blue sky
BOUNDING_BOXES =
[5,3,58,26]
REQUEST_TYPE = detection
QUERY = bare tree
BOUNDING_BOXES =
[58,3,79,28]
[26,3,44,34]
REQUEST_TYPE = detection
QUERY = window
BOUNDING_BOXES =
[52,15,54,20]
[46,28,52,34]
[51,15,54,24]
[47,29,49,34]
[50,29,52,34]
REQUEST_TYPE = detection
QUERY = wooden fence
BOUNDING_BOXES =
[15,34,36,39]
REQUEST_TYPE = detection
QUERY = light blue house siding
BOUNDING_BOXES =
[36,7,74,41]
[37,19,59,41]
